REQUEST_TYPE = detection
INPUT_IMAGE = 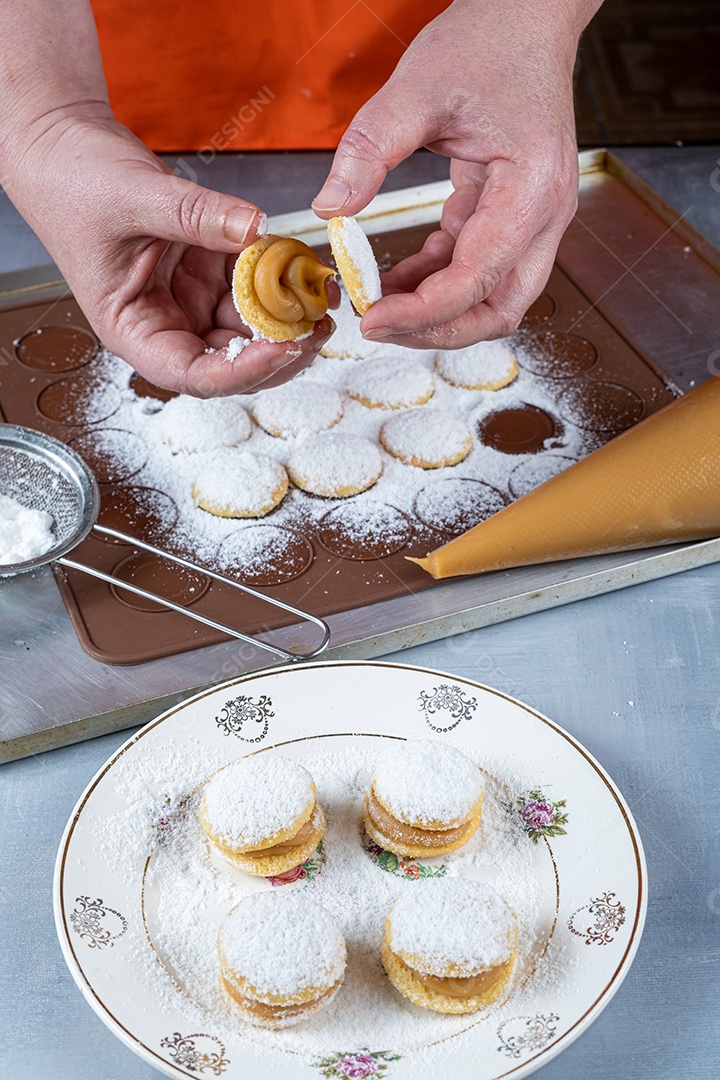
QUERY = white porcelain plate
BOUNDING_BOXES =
[54,660,646,1080]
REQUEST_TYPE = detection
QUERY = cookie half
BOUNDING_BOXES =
[327,216,382,315]
[232,235,334,341]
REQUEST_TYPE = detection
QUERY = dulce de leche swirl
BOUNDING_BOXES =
[254,238,334,323]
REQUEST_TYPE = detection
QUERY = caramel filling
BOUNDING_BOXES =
[240,803,319,859]
[221,973,341,1019]
[254,238,333,323]
[416,959,511,1000]
[366,791,475,849]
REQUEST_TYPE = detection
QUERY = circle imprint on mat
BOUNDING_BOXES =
[381,409,473,469]
[414,478,508,537]
[519,333,598,379]
[193,450,288,518]
[287,432,382,497]
[317,501,412,560]
[15,325,98,371]
[156,395,252,453]
[556,380,644,432]
[252,381,343,437]
[69,429,147,484]
[129,372,178,403]
[435,342,518,391]
[215,525,313,585]
[521,292,556,326]
[37,374,121,425]
[110,551,209,612]
[345,356,434,409]
[478,404,561,454]
[508,455,578,499]
[97,487,179,543]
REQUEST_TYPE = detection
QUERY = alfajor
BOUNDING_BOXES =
[219,892,346,1027]
[363,739,484,857]
[199,755,325,877]
[381,879,518,1014]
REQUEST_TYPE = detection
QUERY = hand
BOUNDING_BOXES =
[2,110,334,396]
[313,0,600,349]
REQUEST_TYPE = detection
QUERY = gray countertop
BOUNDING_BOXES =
[1,147,719,1079]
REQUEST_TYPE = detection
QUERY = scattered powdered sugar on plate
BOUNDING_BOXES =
[103,739,563,1065]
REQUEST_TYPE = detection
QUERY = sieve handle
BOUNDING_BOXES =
[55,524,331,662]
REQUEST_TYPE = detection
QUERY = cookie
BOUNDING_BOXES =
[219,892,346,1027]
[156,394,252,453]
[381,880,518,1014]
[287,432,382,497]
[199,755,325,877]
[435,342,518,391]
[192,448,288,517]
[380,409,473,468]
[346,356,435,410]
[232,235,334,342]
[252,381,344,438]
[363,738,484,857]
[327,216,382,315]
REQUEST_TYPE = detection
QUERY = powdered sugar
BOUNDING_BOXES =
[227,336,251,360]
[201,756,315,847]
[0,493,55,565]
[373,739,484,826]
[219,891,345,999]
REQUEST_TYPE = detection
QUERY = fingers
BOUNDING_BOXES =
[110,314,335,398]
[132,173,268,253]
[312,90,431,218]
[360,229,560,350]
[360,159,550,340]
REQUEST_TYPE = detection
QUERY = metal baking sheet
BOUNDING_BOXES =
[2,149,720,761]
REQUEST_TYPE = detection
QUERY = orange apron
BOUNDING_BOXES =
[91,1,449,151]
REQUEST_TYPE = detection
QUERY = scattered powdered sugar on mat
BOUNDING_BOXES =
[76,300,600,574]
[102,740,562,1065]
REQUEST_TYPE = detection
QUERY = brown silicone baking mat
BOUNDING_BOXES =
[0,155,717,666]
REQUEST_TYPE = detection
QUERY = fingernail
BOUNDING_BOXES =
[225,206,261,244]
[312,179,351,213]
[362,326,395,341]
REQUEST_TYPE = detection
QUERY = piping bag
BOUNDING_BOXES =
[409,375,720,579]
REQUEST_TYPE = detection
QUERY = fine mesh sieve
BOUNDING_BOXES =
[0,423,330,661]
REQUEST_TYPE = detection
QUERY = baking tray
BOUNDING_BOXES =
[2,149,720,758]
